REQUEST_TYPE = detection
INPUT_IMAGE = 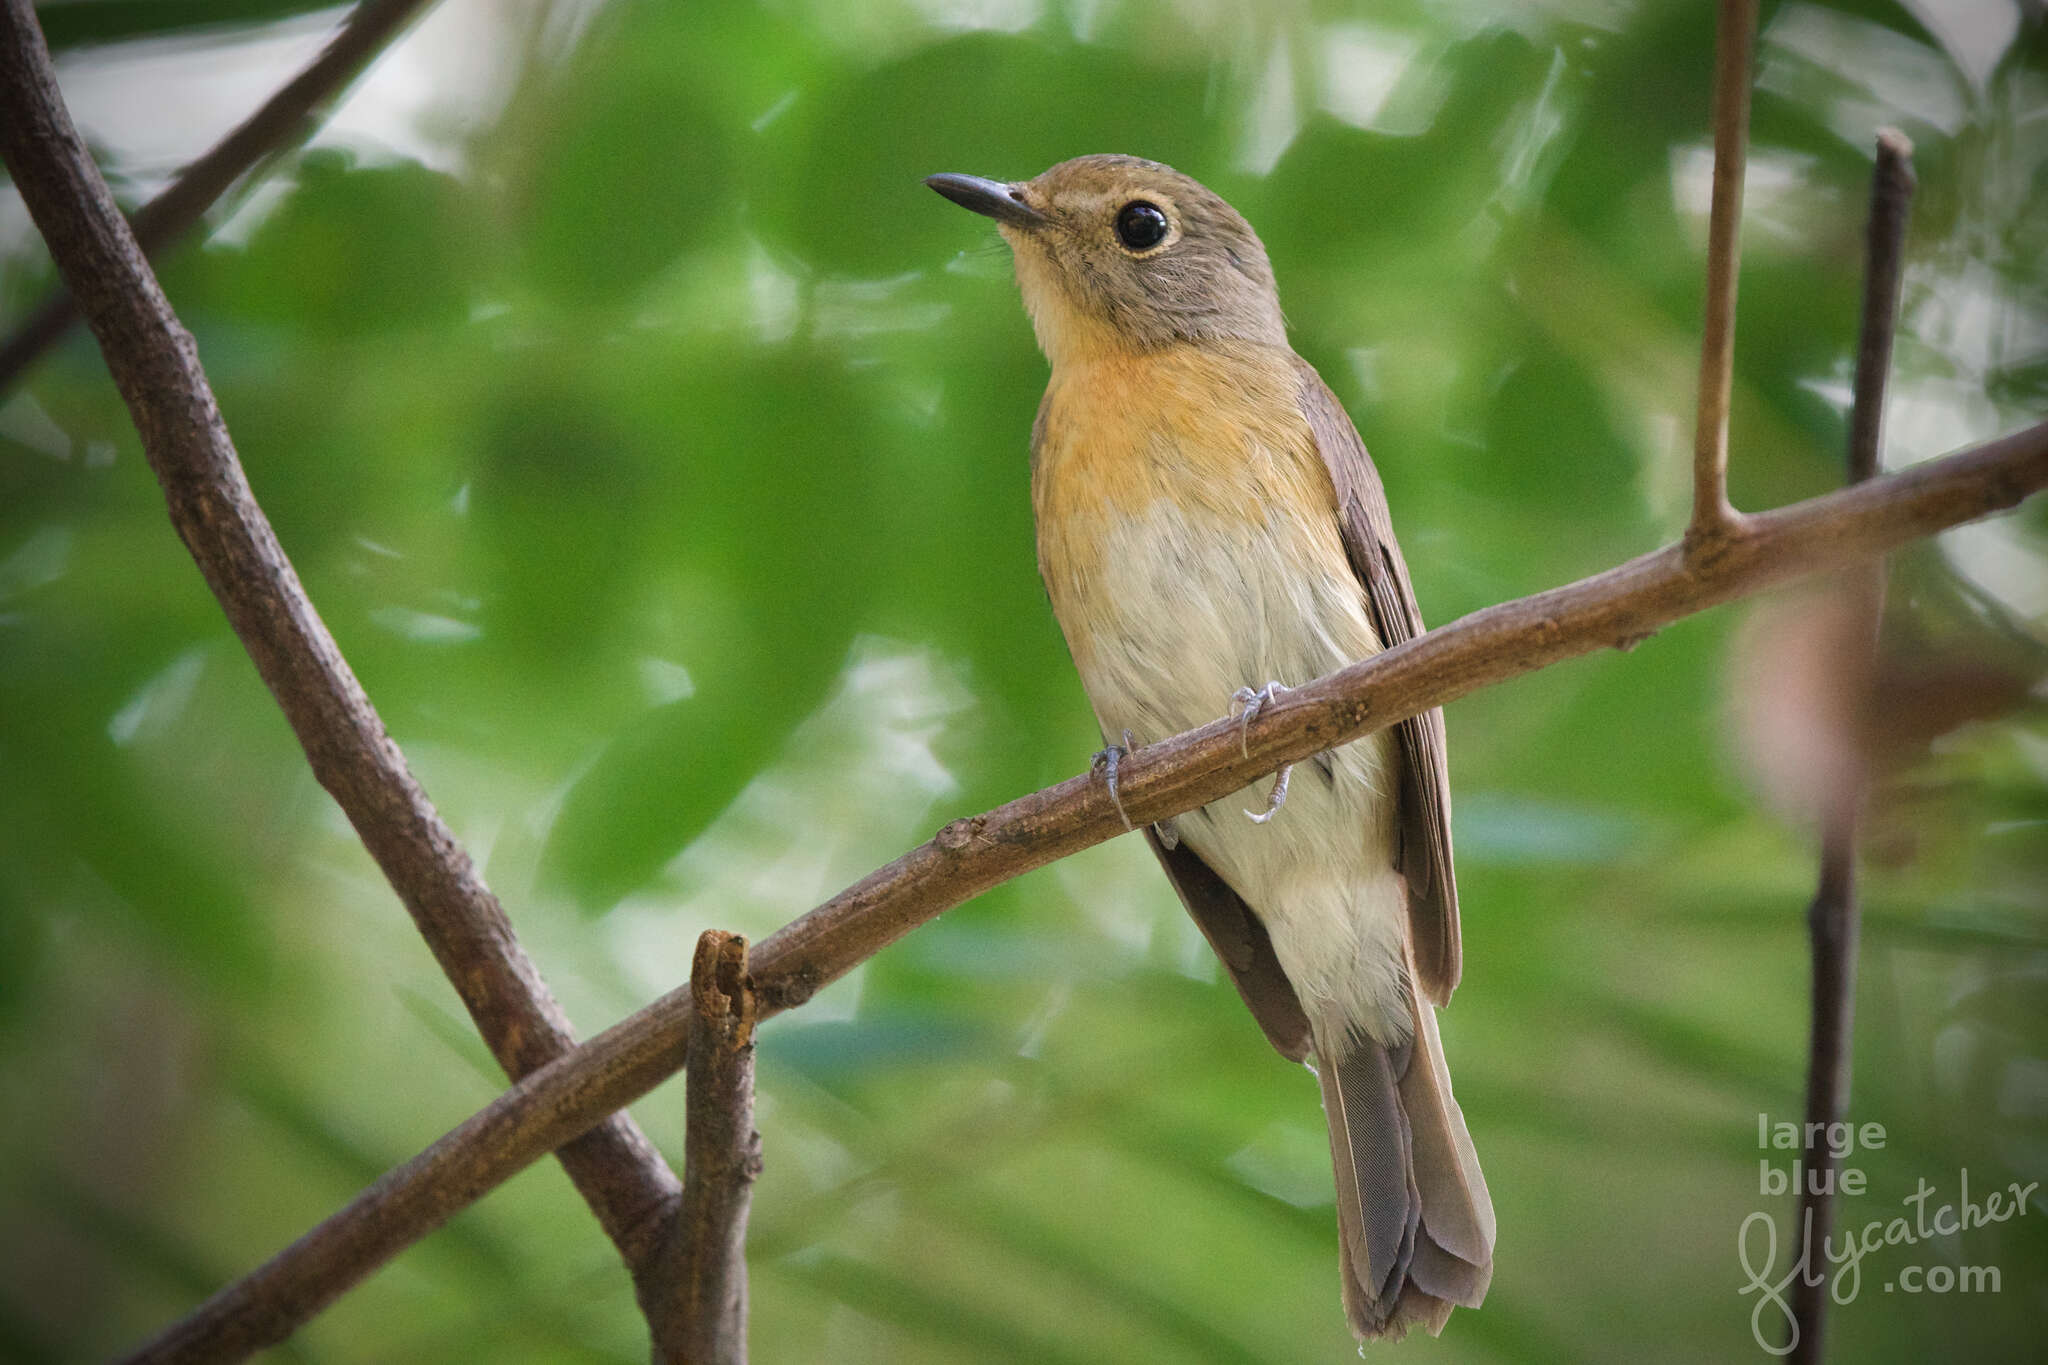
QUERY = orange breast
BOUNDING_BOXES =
[1031,340,1351,674]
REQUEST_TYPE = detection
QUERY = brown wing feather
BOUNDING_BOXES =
[1143,828,1313,1061]
[1292,358,1462,1004]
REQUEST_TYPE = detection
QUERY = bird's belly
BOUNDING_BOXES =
[1053,498,1412,1045]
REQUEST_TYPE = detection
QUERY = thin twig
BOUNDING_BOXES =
[653,932,762,1365]
[1844,132,1916,490]
[114,414,2048,1365]
[1787,128,1915,1365]
[1689,0,1758,543]
[0,0,435,394]
[0,0,688,1336]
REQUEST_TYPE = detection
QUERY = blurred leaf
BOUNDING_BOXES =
[33,0,342,51]
[511,21,737,306]
[778,1251,1098,1365]
[759,31,1222,275]
[167,150,481,338]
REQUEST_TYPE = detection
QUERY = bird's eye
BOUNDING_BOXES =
[1114,200,1170,252]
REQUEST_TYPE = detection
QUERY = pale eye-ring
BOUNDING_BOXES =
[1114,200,1170,251]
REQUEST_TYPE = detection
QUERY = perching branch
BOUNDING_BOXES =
[118,412,2048,1364]
[1787,128,1915,1365]
[0,0,690,1341]
[1688,0,1757,541]
[0,0,437,395]
[654,932,763,1365]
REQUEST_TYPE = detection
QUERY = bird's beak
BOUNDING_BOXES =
[924,173,1048,228]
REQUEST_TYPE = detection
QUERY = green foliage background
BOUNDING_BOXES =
[3,0,2045,1360]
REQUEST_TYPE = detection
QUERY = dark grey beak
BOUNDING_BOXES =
[924,173,1047,228]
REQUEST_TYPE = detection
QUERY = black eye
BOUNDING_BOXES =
[1114,200,1169,251]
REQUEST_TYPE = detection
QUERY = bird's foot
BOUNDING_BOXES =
[1230,682,1293,824]
[1229,681,1290,758]
[1154,816,1180,850]
[1092,729,1139,832]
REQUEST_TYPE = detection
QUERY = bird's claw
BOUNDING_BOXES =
[1245,762,1293,823]
[1230,682,1294,823]
[1229,681,1290,759]
[1092,729,1139,832]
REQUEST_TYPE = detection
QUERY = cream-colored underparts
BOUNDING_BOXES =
[1061,494,1410,1049]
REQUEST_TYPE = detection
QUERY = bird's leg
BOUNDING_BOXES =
[1246,762,1292,823]
[1230,682,1294,823]
[1092,729,1139,833]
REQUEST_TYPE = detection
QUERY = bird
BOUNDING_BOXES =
[926,154,1494,1341]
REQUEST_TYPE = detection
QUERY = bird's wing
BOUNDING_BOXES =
[1143,826,1314,1061]
[1293,358,1462,1004]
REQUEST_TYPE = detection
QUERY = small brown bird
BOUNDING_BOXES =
[928,155,1493,1340]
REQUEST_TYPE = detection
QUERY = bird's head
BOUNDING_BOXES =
[927,154,1286,365]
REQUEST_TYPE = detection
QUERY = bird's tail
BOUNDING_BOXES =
[1316,972,1494,1340]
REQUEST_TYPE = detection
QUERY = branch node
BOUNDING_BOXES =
[755,966,820,1014]
[1681,507,1755,567]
